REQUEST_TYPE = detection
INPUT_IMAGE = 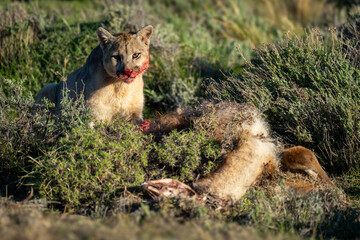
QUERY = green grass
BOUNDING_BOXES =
[1,0,360,239]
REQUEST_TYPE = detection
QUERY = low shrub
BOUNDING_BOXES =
[153,129,222,182]
[34,120,152,210]
[0,78,92,196]
[34,123,222,210]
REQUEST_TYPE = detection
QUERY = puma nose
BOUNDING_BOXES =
[124,68,132,75]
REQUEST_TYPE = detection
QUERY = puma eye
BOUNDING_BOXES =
[112,55,122,61]
[132,53,141,59]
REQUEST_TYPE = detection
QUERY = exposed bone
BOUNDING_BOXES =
[141,179,206,202]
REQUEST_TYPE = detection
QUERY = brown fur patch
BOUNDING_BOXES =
[282,146,333,185]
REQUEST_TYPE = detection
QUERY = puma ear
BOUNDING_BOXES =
[137,25,153,45]
[97,27,113,48]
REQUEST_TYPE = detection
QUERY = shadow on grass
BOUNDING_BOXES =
[233,207,360,239]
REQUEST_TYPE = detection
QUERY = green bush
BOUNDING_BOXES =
[153,129,221,181]
[34,120,152,209]
[0,79,39,186]
[207,29,360,173]
[31,121,223,210]
[0,78,92,194]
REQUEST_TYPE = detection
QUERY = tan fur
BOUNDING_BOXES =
[34,26,153,123]
[193,137,276,200]
[191,104,277,200]
[147,102,332,200]
[148,102,278,200]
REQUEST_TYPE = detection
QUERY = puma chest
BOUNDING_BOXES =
[86,79,144,114]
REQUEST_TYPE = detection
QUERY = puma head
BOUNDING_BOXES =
[96,25,153,83]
